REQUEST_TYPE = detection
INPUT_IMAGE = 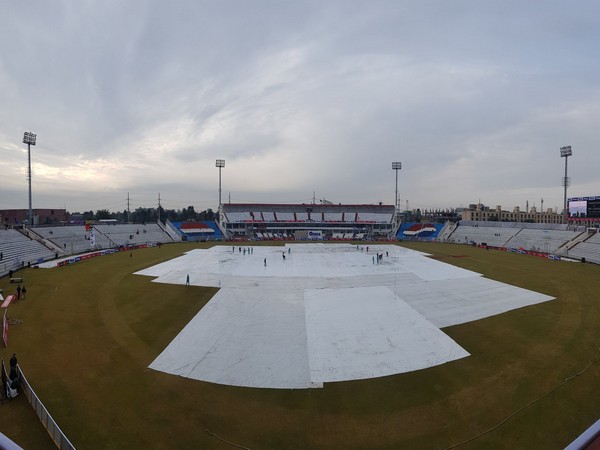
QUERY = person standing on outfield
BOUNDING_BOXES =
[186,274,190,286]
[21,286,27,300]
[16,285,21,300]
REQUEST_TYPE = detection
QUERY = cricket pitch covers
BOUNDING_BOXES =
[136,244,553,389]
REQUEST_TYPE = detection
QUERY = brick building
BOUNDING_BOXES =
[0,208,69,227]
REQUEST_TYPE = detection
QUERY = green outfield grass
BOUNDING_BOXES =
[1,241,599,449]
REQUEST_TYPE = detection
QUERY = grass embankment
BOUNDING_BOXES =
[0,241,599,449]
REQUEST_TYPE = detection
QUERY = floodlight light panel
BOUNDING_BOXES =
[23,131,37,145]
[560,146,572,157]
[392,162,402,170]
[216,159,225,167]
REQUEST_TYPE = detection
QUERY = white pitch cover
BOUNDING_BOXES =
[137,244,554,389]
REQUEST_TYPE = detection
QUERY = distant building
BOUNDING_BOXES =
[0,208,69,227]
[461,203,563,224]
[418,208,461,223]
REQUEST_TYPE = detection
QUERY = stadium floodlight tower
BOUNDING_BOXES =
[215,159,225,207]
[23,131,37,227]
[560,146,572,223]
[392,162,402,211]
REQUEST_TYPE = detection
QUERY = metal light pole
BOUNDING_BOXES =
[392,162,402,211]
[216,159,225,207]
[560,146,572,223]
[23,131,37,227]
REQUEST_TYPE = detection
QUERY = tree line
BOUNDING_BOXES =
[75,206,216,224]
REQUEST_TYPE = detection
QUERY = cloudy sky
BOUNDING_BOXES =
[1,1,599,214]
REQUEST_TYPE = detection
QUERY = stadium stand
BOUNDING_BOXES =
[397,223,444,240]
[440,221,600,262]
[5,214,600,276]
[93,223,170,246]
[32,223,174,256]
[356,212,394,223]
[261,211,276,222]
[275,212,295,221]
[36,226,102,252]
[170,221,223,241]
[220,203,397,240]
[223,211,252,222]
[565,230,600,263]
[504,228,581,253]
[324,212,343,222]
[35,225,110,254]
[0,229,56,276]
[446,224,521,246]
[437,221,457,241]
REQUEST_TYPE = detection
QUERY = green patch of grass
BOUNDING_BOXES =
[1,241,599,449]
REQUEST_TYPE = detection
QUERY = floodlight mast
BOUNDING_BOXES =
[392,162,402,212]
[216,159,225,208]
[23,131,37,227]
[560,146,572,224]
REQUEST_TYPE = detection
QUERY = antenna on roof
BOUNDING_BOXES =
[158,193,161,222]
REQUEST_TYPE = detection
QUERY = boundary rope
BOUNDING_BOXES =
[444,345,600,449]
[206,429,251,450]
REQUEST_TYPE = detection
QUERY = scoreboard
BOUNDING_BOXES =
[568,196,600,219]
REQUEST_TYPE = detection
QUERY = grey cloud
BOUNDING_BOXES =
[1,1,599,212]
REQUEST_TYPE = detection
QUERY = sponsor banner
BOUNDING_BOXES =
[484,246,561,261]
[58,250,116,267]
[80,252,102,260]
[308,230,323,240]
[117,244,149,251]
[56,246,141,268]
[3,309,8,347]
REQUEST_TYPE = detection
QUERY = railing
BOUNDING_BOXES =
[18,366,76,450]
[164,220,182,241]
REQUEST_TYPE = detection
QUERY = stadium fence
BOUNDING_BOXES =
[18,365,76,450]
